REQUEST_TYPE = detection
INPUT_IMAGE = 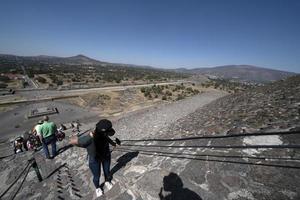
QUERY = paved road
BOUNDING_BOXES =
[21,65,39,89]
[3,81,189,104]
[0,100,99,140]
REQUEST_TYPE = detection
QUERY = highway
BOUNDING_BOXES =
[20,65,39,89]
[1,81,188,105]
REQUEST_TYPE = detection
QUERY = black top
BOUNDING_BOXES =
[78,133,116,160]
[94,133,116,160]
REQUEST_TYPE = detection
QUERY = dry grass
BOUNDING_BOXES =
[65,83,210,117]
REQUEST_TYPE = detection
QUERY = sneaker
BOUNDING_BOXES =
[104,181,113,191]
[96,188,103,197]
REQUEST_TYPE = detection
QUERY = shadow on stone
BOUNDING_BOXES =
[45,163,67,179]
[57,144,73,155]
[159,172,202,200]
[110,151,139,177]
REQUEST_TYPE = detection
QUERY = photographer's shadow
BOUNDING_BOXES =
[159,172,202,200]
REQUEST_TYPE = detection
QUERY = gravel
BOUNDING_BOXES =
[114,90,227,140]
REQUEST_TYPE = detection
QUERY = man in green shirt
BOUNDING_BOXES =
[40,116,57,159]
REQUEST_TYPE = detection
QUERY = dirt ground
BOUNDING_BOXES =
[65,83,208,117]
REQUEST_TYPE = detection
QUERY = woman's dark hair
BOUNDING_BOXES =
[94,119,115,160]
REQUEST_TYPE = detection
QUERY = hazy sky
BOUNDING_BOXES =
[0,0,299,72]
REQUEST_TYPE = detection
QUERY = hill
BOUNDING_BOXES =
[162,75,300,199]
[0,54,105,65]
[0,54,190,88]
[176,65,297,83]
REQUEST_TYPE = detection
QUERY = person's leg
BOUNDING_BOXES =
[102,155,111,182]
[50,135,57,157]
[89,157,101,188]
[23,140,28,151]
[42,139,50,159]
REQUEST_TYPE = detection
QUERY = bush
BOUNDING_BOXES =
[144,90,151,97]
[56,80,63,85]
[35,76,47,83]
[165,90,172,96]
[0,83,8,88]
[28,72,34,78]
[176,94,184,101]
[140,87,146,93]
[186,87,193,93]
[0,76,10,82]
[193,89,200,94]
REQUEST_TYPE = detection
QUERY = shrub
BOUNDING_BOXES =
[193,89,200,94]
[140,87,146,93]
[176,94,184,101]
[0,76,10,82]
[0,83,8,88]
[56,80,63,85]
[186,87,193,93]
[35,76,47,83]
[165,90,172,96]
[144,90,151,97]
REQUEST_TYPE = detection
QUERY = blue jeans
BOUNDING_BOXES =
[89,155,111,188]
[42,134,57,159]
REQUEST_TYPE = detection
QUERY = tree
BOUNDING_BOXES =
[35,76,47,83]
[56,80,63,85]
[0,76,10,82]
[0,83,8,88]
[140,87,146,93]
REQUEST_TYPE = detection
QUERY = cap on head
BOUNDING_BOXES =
[95,119,115,136]
[38,120,43,124]
[43,115,49,121]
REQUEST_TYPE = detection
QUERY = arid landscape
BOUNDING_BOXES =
[1,1,300,200]
[0,54,299,200]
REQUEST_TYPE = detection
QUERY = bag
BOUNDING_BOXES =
[56,131,65,141]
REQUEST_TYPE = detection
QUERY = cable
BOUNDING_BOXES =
[0,160,32,199]
[121,130,300,142]
[0,153,15,160]
[10,162,32,200]
[121,144,300,149]
[115,149,300,169]
[117,147,300,162]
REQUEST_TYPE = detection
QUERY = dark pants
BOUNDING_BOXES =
[89,155,111,188]
[42,134,57,159]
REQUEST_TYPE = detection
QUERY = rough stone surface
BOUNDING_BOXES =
[1,76,300,200]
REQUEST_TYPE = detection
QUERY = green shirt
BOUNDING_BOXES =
[40,121,57,138]
[35,124,42,136]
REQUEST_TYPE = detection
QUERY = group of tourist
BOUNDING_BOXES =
[14,116,120,198]
[13,115,57,158]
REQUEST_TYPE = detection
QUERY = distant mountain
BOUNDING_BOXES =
[1,54,296,83]
[0,54,164,70]
[175,65,297,83]
[0,54,105,65]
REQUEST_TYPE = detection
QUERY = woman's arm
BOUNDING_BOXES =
[107,137,116,146]
[69,136,78,145]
